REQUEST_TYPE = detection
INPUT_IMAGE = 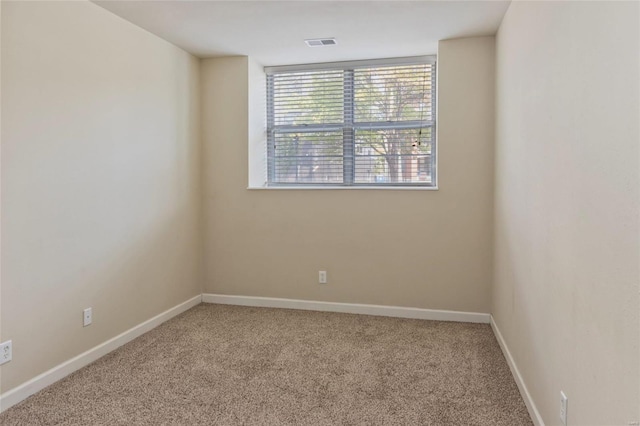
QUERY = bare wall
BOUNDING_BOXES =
[493,1,639,424]
[0,1,202,393]
[202,37,495,313]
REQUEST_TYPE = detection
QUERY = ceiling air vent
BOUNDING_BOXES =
[305,38,337,47]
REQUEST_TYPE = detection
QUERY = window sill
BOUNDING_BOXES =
[247,185,439,191]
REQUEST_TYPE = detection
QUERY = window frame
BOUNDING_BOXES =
[265,56,437,189]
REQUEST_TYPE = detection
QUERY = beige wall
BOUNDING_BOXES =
[493,1,639,425]
[0,1,202,393]
[0,0,3,396]
[202,37,495,313]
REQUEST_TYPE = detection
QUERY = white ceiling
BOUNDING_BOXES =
[93,0,510,66]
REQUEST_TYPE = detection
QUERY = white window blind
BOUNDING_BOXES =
[266,57,436,186]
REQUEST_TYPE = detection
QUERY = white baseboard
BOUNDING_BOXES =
[490,316,544,426]
[0,294,202,413]
[202,293,490,324]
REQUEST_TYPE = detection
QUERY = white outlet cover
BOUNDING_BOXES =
[560,391,568,425]
[83,308,92,327]
[0,340,12,365]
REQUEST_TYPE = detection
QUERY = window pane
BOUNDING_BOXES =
[354,127,433,184]
[272,71,344,126]
[354,64,434,123]
[266,59,436,187]
[273,132,344,184]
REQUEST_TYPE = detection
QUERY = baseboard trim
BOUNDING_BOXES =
[0,294,202,413]
[490,316,545,426]
[202,293,490,324]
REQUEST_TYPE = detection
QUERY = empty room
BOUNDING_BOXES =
[0,0,638,425]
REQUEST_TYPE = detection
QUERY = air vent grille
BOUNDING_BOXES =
[305,38,337,47]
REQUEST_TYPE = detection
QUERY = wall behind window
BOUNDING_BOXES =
[202,37,495,313]
[1,1,202,394]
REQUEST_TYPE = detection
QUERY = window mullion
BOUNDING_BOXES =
[343,69,355,185]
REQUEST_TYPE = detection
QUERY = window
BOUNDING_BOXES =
[265,57,436,187]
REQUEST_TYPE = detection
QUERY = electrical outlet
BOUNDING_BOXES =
[0,340,12,365]
[318,270,327,284]
[83,308,92,327]
[560,391,568,425]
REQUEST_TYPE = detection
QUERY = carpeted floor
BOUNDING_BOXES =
[0,304,532,425]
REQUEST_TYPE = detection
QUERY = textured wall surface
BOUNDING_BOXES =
[493,2,640,424]
[202,37,495,314]
[1,1,202,393]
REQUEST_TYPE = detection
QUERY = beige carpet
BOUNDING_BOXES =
[0,304,532,425]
